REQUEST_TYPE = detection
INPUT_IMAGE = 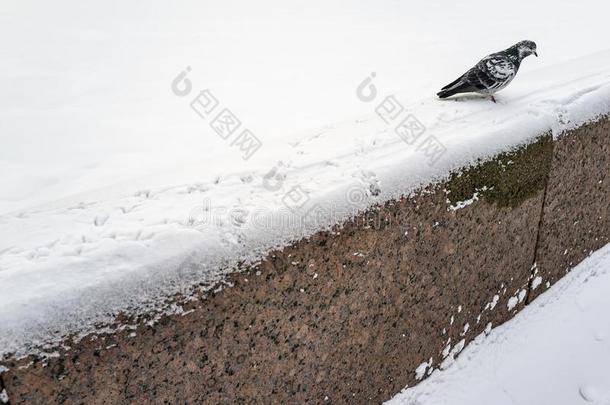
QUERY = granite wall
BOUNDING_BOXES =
[1,116,608,405]
[529,118,610,302]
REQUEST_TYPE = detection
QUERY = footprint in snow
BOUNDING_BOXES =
[240,174,254,183]
[182,183,209,194]
[94,213,109,227]
[119,205,138,214]
[134,189,151,199]
[579,384,606,402]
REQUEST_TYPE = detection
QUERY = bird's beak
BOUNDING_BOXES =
[534,51,538,57]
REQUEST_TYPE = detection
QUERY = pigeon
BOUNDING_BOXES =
[437,40,538,102]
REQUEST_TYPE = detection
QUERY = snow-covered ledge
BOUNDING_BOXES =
[1,112,608,403]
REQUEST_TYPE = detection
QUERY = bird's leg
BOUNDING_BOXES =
[490,95,497,103]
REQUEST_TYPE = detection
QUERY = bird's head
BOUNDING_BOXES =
[515,40,538,59]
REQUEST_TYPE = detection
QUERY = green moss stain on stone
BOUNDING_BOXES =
[446,135,554,208]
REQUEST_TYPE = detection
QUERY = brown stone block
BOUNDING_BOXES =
[531,117,610,300]
[1,135,553,404]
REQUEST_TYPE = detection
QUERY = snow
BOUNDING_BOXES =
[507,296,519,311]
[448,191,481,211]
[415,359,433,380]
[506,289,527,311]
[489,294,500,310]
[440,339,466,370]
[441,341,452,359]
[2,0,610,358]
[387,243,610,405]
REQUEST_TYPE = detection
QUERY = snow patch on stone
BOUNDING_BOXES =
[442,342,452,359]
[0,389,8,404]
[490,294,500,310]
[415,358,433,380]
[507,296,519,311]
[532,276,543,290]
[440,339,466,370]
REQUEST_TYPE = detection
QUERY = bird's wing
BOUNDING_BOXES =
[483,54,517,80]
[438,53,518,96]
[462,54,517,92]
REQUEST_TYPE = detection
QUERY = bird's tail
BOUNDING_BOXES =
[436,88,457,99]
[437,81,472,99]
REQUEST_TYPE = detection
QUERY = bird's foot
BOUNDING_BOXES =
[490,95,497,103]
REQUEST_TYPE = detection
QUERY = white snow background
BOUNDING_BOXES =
[387,243,610,405]
[1,0,610,358]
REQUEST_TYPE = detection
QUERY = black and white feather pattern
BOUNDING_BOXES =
[437,40,537,100]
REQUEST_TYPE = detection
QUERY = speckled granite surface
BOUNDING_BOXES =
[1,117,608,405]
[529,118,610,301]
